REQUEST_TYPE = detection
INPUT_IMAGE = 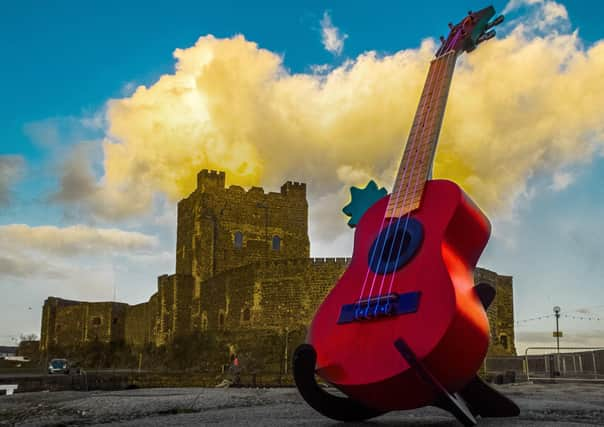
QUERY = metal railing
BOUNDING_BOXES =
[524,347,604,382]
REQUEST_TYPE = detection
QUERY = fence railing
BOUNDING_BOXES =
[523,347,604,382]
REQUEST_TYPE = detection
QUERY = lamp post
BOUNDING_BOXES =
[553,306,561,354]
[553,306,561,376]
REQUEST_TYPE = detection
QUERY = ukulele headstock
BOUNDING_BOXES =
[435,5,504,58]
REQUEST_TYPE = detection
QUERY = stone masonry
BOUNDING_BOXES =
[40,169,516,360]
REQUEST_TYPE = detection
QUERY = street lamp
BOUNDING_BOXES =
[553,306,561,354]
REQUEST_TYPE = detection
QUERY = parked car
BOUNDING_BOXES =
[48,358,70,374]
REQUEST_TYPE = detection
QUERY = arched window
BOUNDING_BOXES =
[242,308,251,322]
[219,312,225,328]
[272,235,281,251]
[233,231,243,249]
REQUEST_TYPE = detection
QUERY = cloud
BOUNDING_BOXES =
[51,142,156,220]
[503,0,570,35]
[0,155,25,207]
[51,143,99,203]
[320,11,348,56]
[0,224,158,256]
[0,253,69,279]
[516,329,604,353]
[50,1,604,237]
[23,116,103,148]
[310,63,332,74]
[550,171,574,191]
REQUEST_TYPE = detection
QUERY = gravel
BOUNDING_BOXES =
[0,383,603,426]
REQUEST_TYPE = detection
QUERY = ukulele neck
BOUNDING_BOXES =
[386,50,458,218]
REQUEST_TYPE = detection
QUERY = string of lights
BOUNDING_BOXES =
[562,314,602,321]
[515,313,602,325]
[514,314,555,325]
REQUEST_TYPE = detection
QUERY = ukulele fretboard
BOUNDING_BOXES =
[386,50,457,218]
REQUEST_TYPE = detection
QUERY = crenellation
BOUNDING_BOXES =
[197,169,226,193]
[280,181,307,198]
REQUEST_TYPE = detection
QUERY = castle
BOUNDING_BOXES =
[40,170,516,364]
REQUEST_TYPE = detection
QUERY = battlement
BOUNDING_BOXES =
[248,257,350,270]
[311,257,351,266]
[280,181,306,197]
[197,169,226,193]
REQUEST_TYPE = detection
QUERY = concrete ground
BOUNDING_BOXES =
[0,383,603,426]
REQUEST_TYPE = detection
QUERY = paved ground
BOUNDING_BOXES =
[1,383,603,426]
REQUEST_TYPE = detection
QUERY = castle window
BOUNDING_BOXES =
[233,231,243,249]
[112,317,118,325]
[499,334,508,350]
[242,308,251,322]
[92,317,102,326]
[272,235,281,251]
[219,312,225,328]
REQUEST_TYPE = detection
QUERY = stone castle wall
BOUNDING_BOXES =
[474,269,516,355]
[200,258,350,334]
[40,169,517,361]
[40,297,128,351]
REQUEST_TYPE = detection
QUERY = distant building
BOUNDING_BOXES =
[40,170,516,361]
[0,346,17,359]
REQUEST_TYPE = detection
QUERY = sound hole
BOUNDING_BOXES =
[368,218,424,275]
[381,229,411,263]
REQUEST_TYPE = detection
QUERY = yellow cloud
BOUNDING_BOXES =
[99,10,604,220]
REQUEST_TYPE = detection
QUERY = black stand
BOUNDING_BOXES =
[293,282,519,425]
[394,337,477,426]
[292,344,385,422]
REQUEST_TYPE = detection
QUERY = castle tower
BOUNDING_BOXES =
[175,170,310,327]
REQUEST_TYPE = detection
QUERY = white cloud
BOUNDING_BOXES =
[121,81,138,96]
[516,329,604,354]
[503,0,570,35]
[0,253,69,279]
[503,0,543,15]
[0,155,25,207]
[0,224,158,257]
[310,63,332,74]
[550,171,574,191]
[320,11,348,56]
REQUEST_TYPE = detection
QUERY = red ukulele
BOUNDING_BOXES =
[294,6,518,426]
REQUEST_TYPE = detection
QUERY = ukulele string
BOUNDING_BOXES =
[364,74,433,316]
[354,199,395,315]
[373,53,449,314]
[354,57,438,312]
[385,51,456,301]
[365,53,440,315]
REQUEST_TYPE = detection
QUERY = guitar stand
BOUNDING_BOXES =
[293,283,519,425]
[292,344,386,422]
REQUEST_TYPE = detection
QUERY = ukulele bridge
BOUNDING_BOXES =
[337,291,421,324]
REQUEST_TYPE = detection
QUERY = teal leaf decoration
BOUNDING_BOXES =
[342,180,388,228]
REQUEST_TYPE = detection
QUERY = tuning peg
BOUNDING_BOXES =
[477,30,496,44]
[486,15,505,30]
[468,10,473,16]
[448,22,454,29]
[440,35,446,43]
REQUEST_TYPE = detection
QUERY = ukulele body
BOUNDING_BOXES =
[307,179,491,411]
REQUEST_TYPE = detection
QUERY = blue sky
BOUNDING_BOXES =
[1,0,603,350]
